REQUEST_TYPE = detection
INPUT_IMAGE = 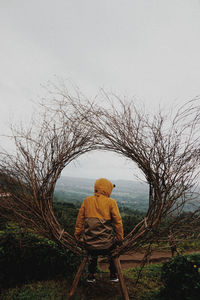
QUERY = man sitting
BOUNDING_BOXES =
[74,178,124,282]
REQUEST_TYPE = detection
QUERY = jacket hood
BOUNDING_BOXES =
[94,178,115,197]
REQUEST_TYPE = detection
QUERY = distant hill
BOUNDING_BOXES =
[54,176,149,211]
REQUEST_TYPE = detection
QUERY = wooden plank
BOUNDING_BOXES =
[66,256,88,300]
[113,257,130,300]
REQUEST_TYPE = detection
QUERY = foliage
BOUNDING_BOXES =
[1,280,71,300]
[0,200,148,290]
[53,201,79,235]
[160,254,200,300]
[0,223,81,289]
[6,256,200,300]
[1,279,124,300]
[122,215,140,237]
[2,198,200,299]
[124,263,163,299]
[1,263,162,300]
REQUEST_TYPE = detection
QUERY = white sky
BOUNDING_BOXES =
[0,0,200,180]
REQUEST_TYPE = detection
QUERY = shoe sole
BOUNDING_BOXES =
[87,279,96,283]
[110,279,119,282]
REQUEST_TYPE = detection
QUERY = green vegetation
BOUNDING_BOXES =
[0,202,144,293]
[53,201,79,235]
[1,280,71,300]
[1,200,200,299]
[0,223,81,290]
[123,264,163,300]
[0,263,163,300]
[1,224,200,300]
[0,262,170,300]
[160,254,200,300]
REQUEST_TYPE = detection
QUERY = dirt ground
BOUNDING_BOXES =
[99,249,200,270]
[99,251,171,270]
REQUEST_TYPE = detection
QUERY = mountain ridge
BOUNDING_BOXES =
[54,176,149,211]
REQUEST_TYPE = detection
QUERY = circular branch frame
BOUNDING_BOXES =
[1,94,200,257]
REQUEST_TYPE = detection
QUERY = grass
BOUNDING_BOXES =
[0,263,164,300]
[1,280,69,300]
[1,280,72,300]
[3,253,200,300]
[124,264,163,299]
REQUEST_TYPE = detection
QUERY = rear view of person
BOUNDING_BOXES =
[74,178,124,283]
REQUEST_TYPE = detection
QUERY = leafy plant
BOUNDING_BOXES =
[160,254,200,299]
[0,224,81,289]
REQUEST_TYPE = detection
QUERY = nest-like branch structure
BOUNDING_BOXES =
[1,90,200,258]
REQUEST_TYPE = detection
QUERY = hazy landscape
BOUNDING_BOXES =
[54,176,200,212]
[54,176,149,211]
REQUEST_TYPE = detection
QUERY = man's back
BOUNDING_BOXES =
[74,178,123,250]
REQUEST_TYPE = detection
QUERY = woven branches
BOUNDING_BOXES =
[1,90,200,257]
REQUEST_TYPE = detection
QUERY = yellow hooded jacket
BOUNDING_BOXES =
[74,178,124,250]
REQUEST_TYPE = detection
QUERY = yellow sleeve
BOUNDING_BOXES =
[110,200,124,241]
[74,201,85,239]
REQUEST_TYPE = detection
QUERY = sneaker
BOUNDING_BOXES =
[87,273,96,283]
[110,273,119,282]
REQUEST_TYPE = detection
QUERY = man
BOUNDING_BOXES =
[74,178,124,283]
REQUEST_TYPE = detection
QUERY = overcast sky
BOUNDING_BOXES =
[0,0,200,181]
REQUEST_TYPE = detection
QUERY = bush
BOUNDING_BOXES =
[53,201,79,235]
[1,280,71,300]
[160,254,200,300]
[0,224,81,289]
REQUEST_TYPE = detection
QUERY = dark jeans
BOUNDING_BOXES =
[88,248,116,274]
